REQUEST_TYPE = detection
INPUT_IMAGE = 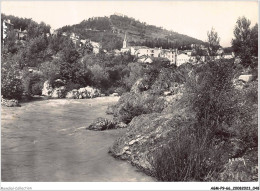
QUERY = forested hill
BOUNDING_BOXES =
[59,14,205,50]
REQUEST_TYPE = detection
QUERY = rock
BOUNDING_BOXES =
[233,79,244,90]
[65,86,101,99]
[72,89,79,99]
[65,91,74,99]
[81,92,87,99]
[130,78,149,94]
[78,88,86,93]
[1,96,20,107]
[111,93,119,97]
[84,86,101,98]
[87,117,127,131]
[51,86,66,98]
[87,117,115,131]
[42,81,53,96]
[115,122,127,129]
[238,75,253,83]
[163,91,172,96]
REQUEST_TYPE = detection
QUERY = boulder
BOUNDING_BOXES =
[238,75,253,83]
[111,93,119,97]
[65,91,74,99]
[1,96,20,107]
[42,81,53,96]
[87,117,127,131]
[51,86,66,98]
[87,117,115,131]
[131,78,150,94]
[65,86,101,99]
[84,86,101,98]
[163,91,172,96]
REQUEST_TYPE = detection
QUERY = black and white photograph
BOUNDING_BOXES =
[1,0,259,190]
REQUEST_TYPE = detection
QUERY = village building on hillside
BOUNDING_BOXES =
[70,33,80,45]
[160,49,177,64]
[79,39,101,54]
[14,28,28,40]
[222,52,235,59]
[176,53,191,66]
[121,33,177,64]
[2,19,14,39]
[89,41,101,54]
[137,55,153,63]
[121,34,235,67]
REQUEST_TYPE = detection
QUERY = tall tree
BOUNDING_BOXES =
[207,28,220,58]
[232,16,258,68]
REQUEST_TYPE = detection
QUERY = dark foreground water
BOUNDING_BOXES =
[1,97,154,182]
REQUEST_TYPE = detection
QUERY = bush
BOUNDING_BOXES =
[184,61,237,134]
[65,81,81,92]
[1,59,24,100]
[151,125,225,181]
[31,81,44,95]
[2,76,24,100]
[23,72,45,95]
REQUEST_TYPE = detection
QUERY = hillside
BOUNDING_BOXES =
[59,14,205,51]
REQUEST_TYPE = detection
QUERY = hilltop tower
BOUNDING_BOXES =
[123,32,127,48]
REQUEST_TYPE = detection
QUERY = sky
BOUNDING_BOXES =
[1,1,258,47]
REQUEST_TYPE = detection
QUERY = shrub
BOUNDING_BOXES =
[23,72,45,95]
[151,125,226,181]
[184,61,237,134]
[1,76,24,100]
[31,81,44,95]
[65,81,81,92]
[1,59,24,100]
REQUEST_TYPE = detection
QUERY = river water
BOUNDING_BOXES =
[1,97,154,182]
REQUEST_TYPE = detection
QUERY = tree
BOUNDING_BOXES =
[3,30,18,54]
[250,23,258,57]
[231,17,257,68]
[1,56,24,100]
[207,28,220,58]
[193,45,206,62]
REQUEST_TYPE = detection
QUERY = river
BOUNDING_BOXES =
[1,97,154,182]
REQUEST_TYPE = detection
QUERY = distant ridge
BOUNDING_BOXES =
[58,14,205,51]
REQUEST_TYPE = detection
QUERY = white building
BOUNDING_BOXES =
[223,52,235,59]
[89,41,101,54]
[160,49,177,64]
[176,53,191,66]
[2,19,14,39]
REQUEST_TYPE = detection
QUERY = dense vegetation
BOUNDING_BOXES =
[151,60,257,181]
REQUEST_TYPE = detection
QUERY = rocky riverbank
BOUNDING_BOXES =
[106,63,258,182]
